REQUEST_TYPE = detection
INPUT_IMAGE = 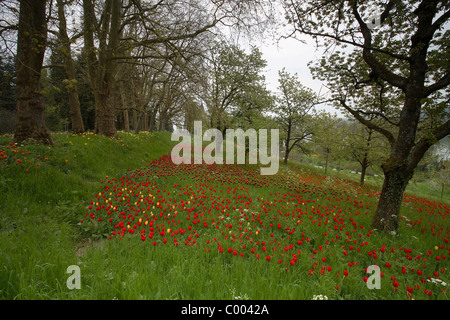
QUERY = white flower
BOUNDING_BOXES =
[312,295,328,300]
[427,278,448,286]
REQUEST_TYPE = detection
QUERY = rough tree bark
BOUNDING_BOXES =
[14,0,54,145]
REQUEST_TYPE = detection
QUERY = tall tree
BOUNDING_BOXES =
[56,0,84,134]
[285,0,450,233]
[14,0,53,145]
[204,42,268,133]
[274,68,317,165]
[311,111,346,174]
[81,0,275,138]
[83,0,121,137]
[345,121,388,186]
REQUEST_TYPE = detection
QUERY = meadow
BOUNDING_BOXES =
[0,131,448,300]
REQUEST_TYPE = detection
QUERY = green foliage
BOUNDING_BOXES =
[0,55,17,134]
[204,42,272,131]
[41,50,95,132]
[0,55,16,112]
[274,69,317,158]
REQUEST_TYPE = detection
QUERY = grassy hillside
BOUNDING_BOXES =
[0,132,448,300]
[0,131,175,299]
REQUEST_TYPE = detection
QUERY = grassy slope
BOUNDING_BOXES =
[0,131,175,299]
[0,132,447,300]
[294,159,449,205]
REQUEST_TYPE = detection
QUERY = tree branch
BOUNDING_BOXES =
[424,73,450,97]
[339,98,396,147]
[350,1,408,91]
[408,117,450,172]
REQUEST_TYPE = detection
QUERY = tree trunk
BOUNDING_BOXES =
[14,0,54,145]
[360,153,368,186]
[129,81,138,131]
[284,120,292,165]
[132,109,138,131]
[371,165,412,233]
[149,107,157,132]
[135,112,143,134]
[159,113,166,131]
[96,87,117,137]
[324,149,329,175]
[283,146,290,165]
[119,82,130,132]
[82,0,119,138]
[57,0,84,134]
[123,109,129,132]
[143,113,148,131]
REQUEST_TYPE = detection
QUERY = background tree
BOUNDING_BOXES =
[0,55,16,133]
[343,120,389,185]
[42,50,69,132]
[285,0,450,233]
[80,0,275,137]
[310,53,394,185]
[310,111,346,174]
[55,0,84,134]
[82,0,121,137]
[203,42,269,135]
[274,68,317,165]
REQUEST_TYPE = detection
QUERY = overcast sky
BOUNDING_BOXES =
[252,34,344,117]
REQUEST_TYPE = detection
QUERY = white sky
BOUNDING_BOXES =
[252,35,344,117]
[258,37,324,93]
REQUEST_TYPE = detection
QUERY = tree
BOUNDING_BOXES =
[310,53,393,185]
[0,55,16,133]
[311,111,346,174]
[344,120,388,186]
[56,0,84,134]
[82,0,121,137]
[42,50,70,132]
[203,42,269,134]
[274,68,317,165]
[80,0,275,138]
[14,0,53,145]
[285,0,450,233]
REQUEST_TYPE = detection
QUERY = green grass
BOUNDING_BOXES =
[0,131,176,299]
[293,157,449,205]
[0,132,448,300]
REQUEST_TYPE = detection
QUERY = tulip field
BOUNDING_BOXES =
[0,131,448,300]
